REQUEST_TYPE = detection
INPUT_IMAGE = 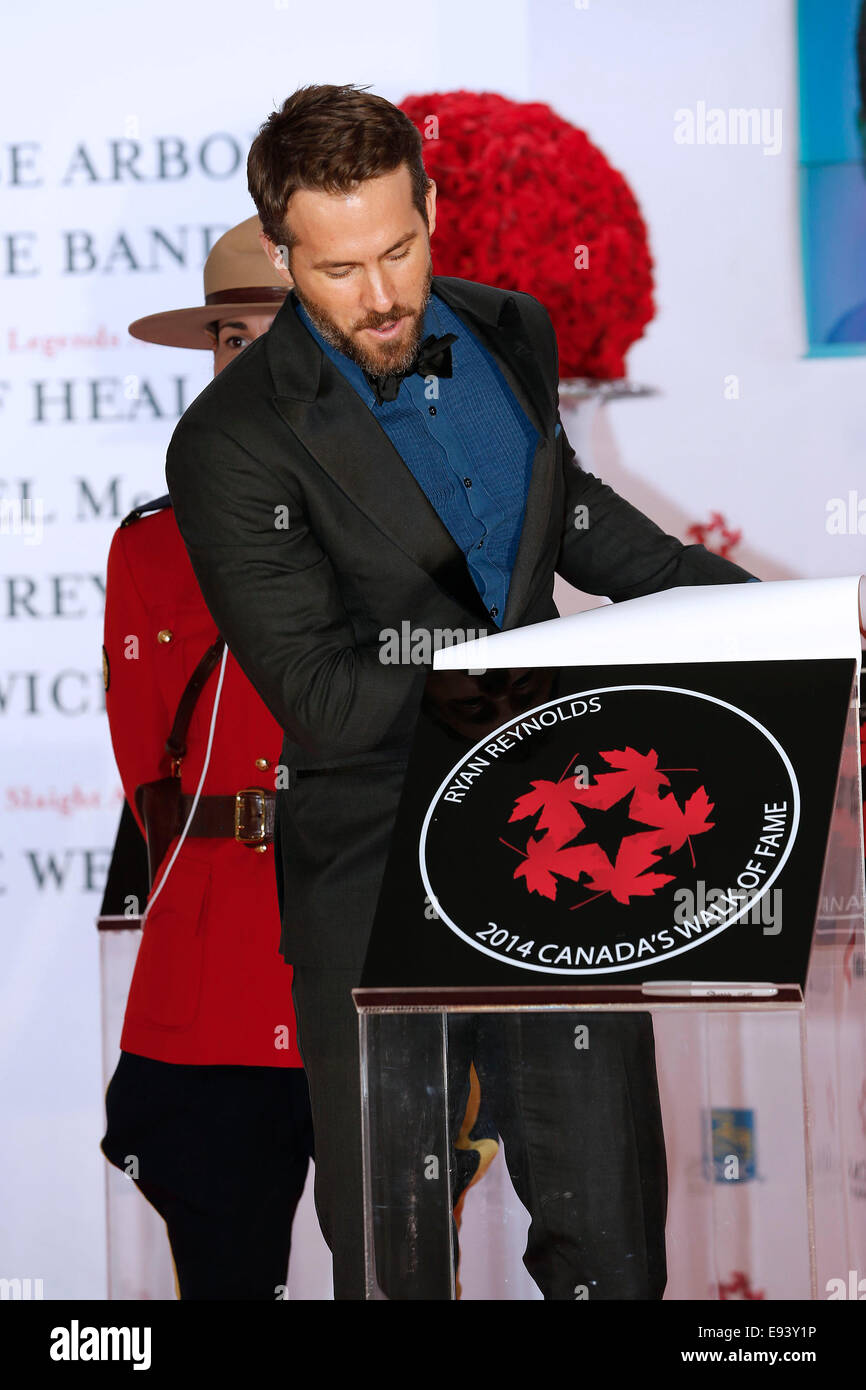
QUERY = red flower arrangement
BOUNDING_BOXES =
[399,90,655,380]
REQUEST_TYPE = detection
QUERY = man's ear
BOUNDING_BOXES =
[425,179,437,239]
[259,230,294,287]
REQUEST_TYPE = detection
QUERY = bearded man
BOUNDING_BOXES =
[165,84,757,1299]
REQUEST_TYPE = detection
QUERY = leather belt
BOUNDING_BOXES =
[179,788,275,845]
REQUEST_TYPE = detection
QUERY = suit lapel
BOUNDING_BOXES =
[266,276,558,629]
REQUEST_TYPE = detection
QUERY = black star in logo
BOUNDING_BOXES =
[568,789,659,863]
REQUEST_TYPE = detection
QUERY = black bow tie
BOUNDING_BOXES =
[363,331,458,406]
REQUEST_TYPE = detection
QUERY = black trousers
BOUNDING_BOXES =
[102,1052,314,1300]
[292,968,668,1301]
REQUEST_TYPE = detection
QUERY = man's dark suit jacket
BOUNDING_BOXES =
[165,275,754,969]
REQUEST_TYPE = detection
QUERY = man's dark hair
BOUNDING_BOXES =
[247,83,430,250]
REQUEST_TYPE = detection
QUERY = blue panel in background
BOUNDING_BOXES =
[798,0,866,351]
[798,0,863,163]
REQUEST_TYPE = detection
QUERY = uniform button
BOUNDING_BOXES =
[254,757,270,770]
[489,606,499,618]
[463,477,472,488]
[428,405,437,416]
[254,844,269,854]
[157,629,173,644]
[477,539,484,549]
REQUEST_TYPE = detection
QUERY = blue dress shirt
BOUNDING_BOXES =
[294,292,538,625]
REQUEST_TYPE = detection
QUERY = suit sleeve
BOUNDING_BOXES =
[103,529,173,837]
[512,290,756,598]
[528,287,756,597]
[165,419,422,759]
[555,413,756,599]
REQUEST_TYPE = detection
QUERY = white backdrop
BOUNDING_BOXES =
[1,0,863,1299]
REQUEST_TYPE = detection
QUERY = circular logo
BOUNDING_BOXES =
[420,685,799,975]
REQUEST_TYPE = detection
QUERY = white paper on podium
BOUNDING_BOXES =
[433,577,865,673]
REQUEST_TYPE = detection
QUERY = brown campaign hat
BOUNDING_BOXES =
[128,215,288,349]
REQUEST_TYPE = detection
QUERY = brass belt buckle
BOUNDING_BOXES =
[234,787,267,845]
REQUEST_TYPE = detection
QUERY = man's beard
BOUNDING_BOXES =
[293,261,433,378]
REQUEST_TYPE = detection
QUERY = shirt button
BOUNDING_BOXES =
[254,757,270,770]
[489,606,499,618]
[477,539,484,549]
[463,477,472,488]
[157,629,173,644]
[428,405,437,416]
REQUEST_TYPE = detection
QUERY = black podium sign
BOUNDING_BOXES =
[360,658,855,992]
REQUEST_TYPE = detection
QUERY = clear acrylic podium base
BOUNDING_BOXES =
[358,962,865,1300]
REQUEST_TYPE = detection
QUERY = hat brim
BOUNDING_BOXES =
[128,297,287,350]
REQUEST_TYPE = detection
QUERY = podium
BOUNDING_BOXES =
[354,577,866,1300]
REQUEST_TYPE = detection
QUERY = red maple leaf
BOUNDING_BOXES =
[686,511,743,559]
[570,834,675,907]
[505,836,598,901]
[718,1270,765,1300]
[571,746,674,810]
[509,778,586,844]
[630,786,715,865]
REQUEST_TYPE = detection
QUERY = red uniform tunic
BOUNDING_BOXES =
[103,499,302,1067]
